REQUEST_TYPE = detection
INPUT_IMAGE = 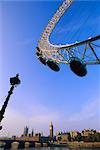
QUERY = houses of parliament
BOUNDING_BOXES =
[13,121,100,144]
[14,121,54,142]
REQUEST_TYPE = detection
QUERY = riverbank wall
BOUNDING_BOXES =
[1,140,100,149]
[67,141,100,148]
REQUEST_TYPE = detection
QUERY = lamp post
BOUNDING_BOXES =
[0,74,20,130]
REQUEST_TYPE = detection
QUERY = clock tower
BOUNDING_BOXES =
[50,121,53,138]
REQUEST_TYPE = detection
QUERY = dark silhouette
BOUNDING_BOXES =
[0,74,20,130]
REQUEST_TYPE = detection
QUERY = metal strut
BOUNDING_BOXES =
[88,43,100,63]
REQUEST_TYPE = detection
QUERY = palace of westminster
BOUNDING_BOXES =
[13,122,100,143]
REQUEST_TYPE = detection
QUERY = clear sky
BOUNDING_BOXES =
[0,0,100,137]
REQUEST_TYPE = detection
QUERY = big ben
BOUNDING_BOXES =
[50,121,53,138]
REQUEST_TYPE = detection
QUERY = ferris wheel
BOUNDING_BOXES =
[36,0,100,77]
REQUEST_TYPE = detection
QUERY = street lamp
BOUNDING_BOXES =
[0,74,20,130]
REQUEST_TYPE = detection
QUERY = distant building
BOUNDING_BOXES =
[23,126,29,136]
[70,131,81,141]
[33,133,41,141]
[82,129,96,137]
[17,133,41,142]
[56,132,71,143]
[31,129,34,137]
[50,121,53,138]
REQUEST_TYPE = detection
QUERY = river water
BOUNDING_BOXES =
[10,148,100,150]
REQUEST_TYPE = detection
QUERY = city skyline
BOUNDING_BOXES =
[1,122,100,138]
[14,124,100,138]
[2,121,100,138]
[0,0,100,137]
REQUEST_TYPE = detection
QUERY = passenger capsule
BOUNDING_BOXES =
[70,58,87,77]
[36,46,40,52]
[47,60,60,72]
[36,52,40,56]
[38,57,47,65]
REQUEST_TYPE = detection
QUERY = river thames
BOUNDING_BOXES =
[10,148,100,150]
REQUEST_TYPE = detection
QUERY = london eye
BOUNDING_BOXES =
[36,0,100,77]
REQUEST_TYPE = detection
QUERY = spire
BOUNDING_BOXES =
[31,129,34,137]
[50,121,52,126]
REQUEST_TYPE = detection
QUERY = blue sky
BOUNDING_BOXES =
[0,0,100,137]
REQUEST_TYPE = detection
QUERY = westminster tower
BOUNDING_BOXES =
[50,121,53,138]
